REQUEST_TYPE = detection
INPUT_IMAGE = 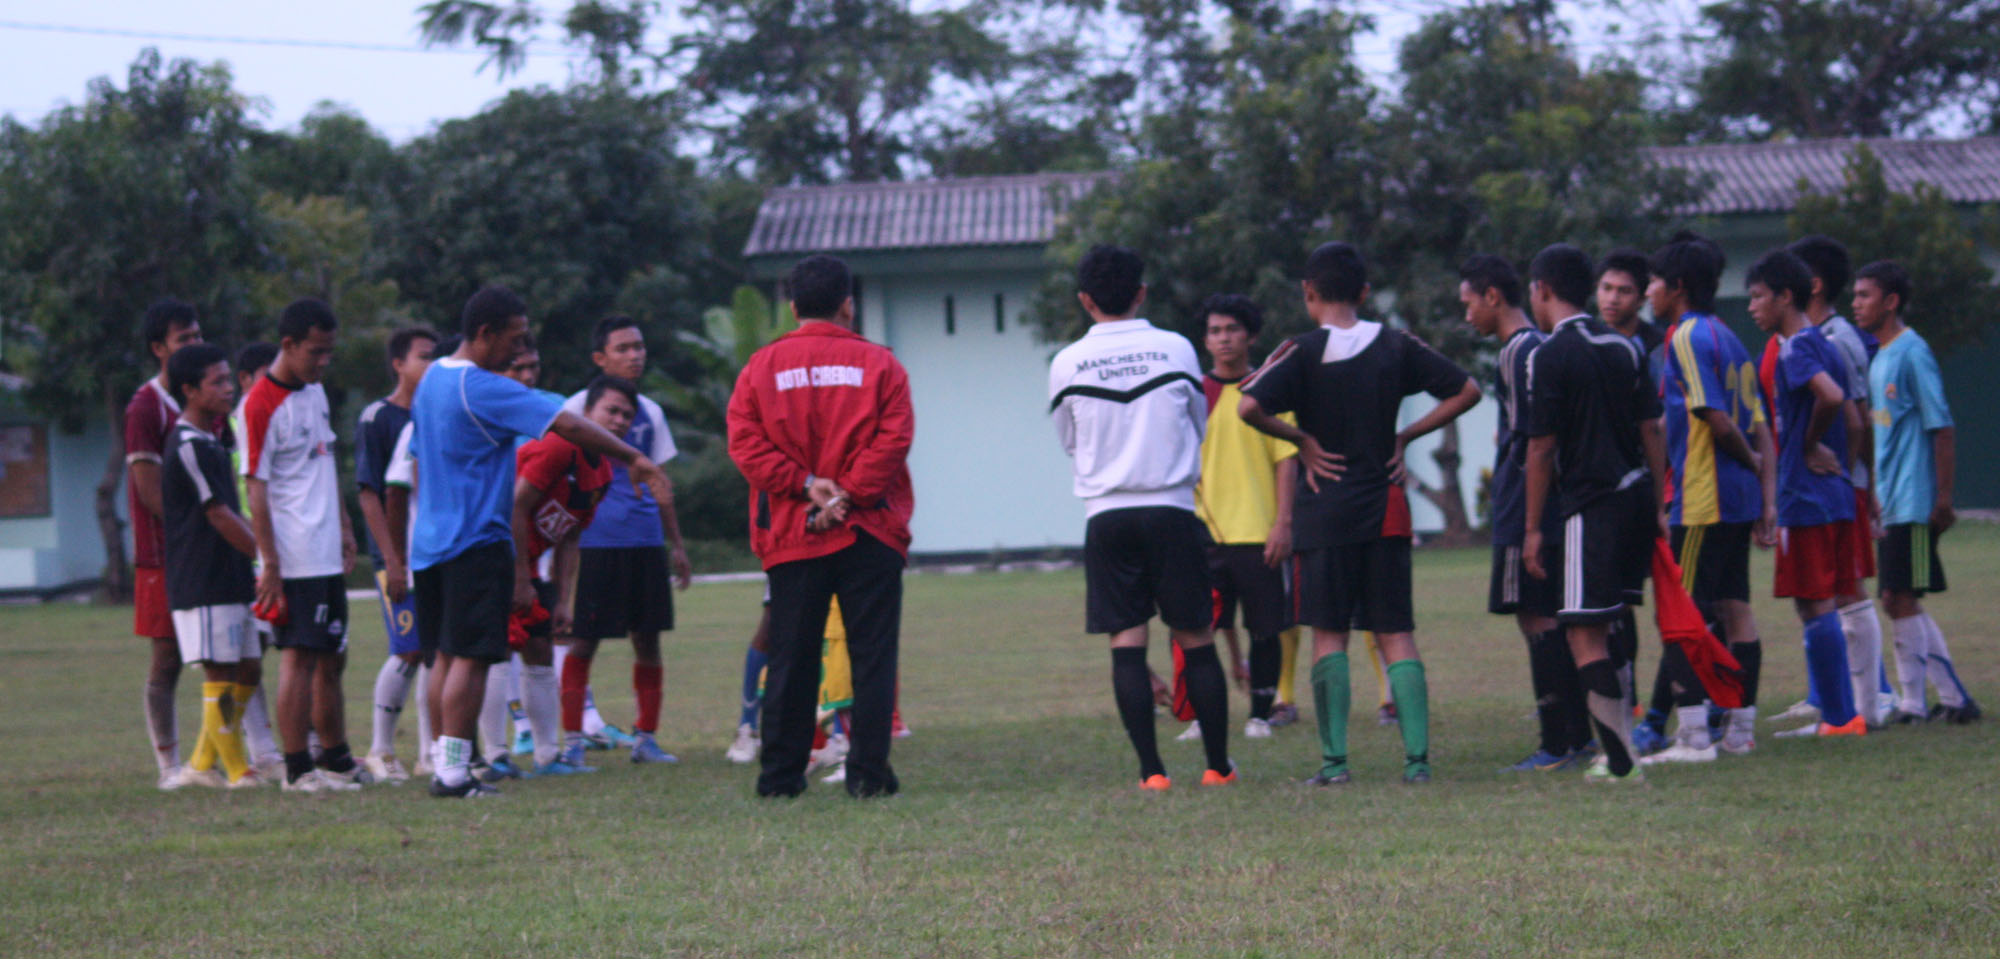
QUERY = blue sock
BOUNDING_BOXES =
[1878,660,1895,698]
[1803,612,1856,726]
[738,647,767,730]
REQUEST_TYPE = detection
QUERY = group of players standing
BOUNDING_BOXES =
[1049,230,1972,789]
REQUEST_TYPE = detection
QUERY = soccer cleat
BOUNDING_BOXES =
[1771,699,1820,723]
[1403,754,1432,784]
[1944,701,1983,725]
[725,723,761,764]
[364,754,410,784]
[253,753,285,782]
[1817,715,1868,737]
[429,777,501,799]
[156,765,189,792]
[1174,721,1202,742]
[1242,717,1273,739]
[1304,769,1351,787]
[1377,703,1398,726]
[1629,722,1670,756]
[1584,763,1645,785]
[478,756,525,783]
[166,766,228,790]
[1639,742,1718,765]
[1882,708,1926,726]
[1718,730,1758,755]
[283,769,362,793]
[551,741,597,773]
[534,757,597,776]
[226,769,269,790]
[821,764,847,785]
[1502,749,1572,772]
[512,729,535,756]
[890,712,912,739]
[1201,762,1238,786]
[1138,774,1172,792]
[629,732,679,764]
[596,724,639,749]
[1267,702,1299,728]
[1773,722,1821,739]
[806,733,848,773]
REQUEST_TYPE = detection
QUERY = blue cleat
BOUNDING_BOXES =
[596,724,639,750]
[629,731,679,764]
[1501,748,1572,772]
[1630,722,1669,756]
[536,757,598,776]
[512,729,535,756]
[478,755,526,783]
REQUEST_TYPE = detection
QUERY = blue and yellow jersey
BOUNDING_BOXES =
[1663,313,1765,526]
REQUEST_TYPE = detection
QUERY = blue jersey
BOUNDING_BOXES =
[1488,325,1546,545]
[1770,326,1854,527]
[408,358,564,569]
[563,390,676,549]
[1870,330,1953,526]
[354,397,412,566]
[1663,313,1765,526]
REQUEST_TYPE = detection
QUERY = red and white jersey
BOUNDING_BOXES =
[240,375,343,579]
[124,378,180,568]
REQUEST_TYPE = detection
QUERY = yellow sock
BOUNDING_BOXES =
[1365,632,1392,708]
[229,683,258,736]
[202,682,251,781]
[189,682,223,772]
[1276,627,1301,705]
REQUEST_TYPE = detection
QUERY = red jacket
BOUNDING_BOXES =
[727,322,915,568]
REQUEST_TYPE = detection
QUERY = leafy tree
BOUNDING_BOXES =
[0,50,265,596]
[655,284,794,542]
[1790,145,2000,354]
[248,192,412,415]
[1689,0,2000,139]
[245,103,401,207]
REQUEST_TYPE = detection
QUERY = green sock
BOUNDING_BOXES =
[1387,659,1430,768]
[1311,653,1350,775]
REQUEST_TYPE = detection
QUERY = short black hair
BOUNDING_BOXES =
[585,374,639,412]
[1650,232,1724,312]
[1528,244,1594,310]
[1458,254,1523,308]
[277,298,339,344]
[515,331,538,353]
[462,285,528,340]
[142,298,198,348]
[593,315,640,352]
[1198,293,1263,337]
[1076,245,1145,316]
[1304,242,1366,304]
[436,333,464,356]
[1745,248,1814,310]
[1856,260,1912,311]
[1786,234,1851,304]
[234,341,278,378]
[1597,248,1650,291]
[388,326,439,364]
[166,342,230,405]
[787,255,853,320]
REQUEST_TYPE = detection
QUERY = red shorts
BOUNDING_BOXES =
[1848,488,1876,579]
[133,566,174,639]
[1773,522,1860,601]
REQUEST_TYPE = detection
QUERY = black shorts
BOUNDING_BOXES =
[1878,523,1947,596]
[1207,544,1292,637]
[414,541,513,663]
[573,546,676,639]
[275,575,349,652]
[1553,487,1653,625]
[1670,521,1751,605]
[1296,537,1414,634]
[1488,542,1557,617]
[1084,507,1211,634]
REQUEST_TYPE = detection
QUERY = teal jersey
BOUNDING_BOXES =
[1869,329,1953,525]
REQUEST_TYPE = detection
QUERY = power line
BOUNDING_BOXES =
[0,18,574,58]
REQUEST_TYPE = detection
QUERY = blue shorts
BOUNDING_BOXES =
[375,568,421,657]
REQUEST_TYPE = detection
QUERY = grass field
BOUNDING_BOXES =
[6,526,1999,957]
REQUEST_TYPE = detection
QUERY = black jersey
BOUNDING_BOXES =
[354,396,412,566]
[1241,322,1472,548]
[1524,314,1663,518]
[1489,325,1547,546]
[162,421,255,610]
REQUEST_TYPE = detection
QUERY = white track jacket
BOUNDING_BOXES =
[1048,318,1206,517]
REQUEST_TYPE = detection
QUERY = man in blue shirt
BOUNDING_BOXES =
[410,286,673,798]
[1852,260,1980,725]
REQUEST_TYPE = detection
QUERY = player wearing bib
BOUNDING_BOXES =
[355,326,438,783]
[1647,234,1777,763]
[1853,261,1979,725]
[128,299,206,787]
[1595,249,1661,720]
[159,344,264,789]
[1460,254,1585,772]
[1240,242,1480,786]
[1745,249,1866,739]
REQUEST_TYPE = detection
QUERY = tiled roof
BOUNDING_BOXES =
[1644,137,2000,216]
[742,172,1113,257]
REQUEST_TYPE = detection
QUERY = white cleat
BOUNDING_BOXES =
[163,766,228,790]
[282,769,362,793]
[1718,731,1757,755]
[1175,721,1203,742]
[1771,700,1820,723]
[1773,723,1821,738]
[1640,742,1719,765]
[1242,717,1273,739]
[725,724,761,764]
[157,765,190,792]
[252,753,285,782]
[805,733,849,774]
[226,769,270,789]
[364,754,410,783]
[821,764,847,784]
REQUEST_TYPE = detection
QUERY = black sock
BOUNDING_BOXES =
[1526,629,1571,755]
[1247,633,1280,721]
[1730,640,1762,708]
[1662,643,1708,708]
[317,742,356,774]
[1552,633,1592,753]
[284,750,314,783]
[1608,609,1638,668]
[1180,643,1232,774]
[1579,660,1635,776]
[1647,660,1675,722]
[1111,647,1165,779]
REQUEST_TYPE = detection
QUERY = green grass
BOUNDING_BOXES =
[6,526,2000,957]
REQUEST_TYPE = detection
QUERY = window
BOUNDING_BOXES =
[945,294,956,335]
[994,292,1005,333]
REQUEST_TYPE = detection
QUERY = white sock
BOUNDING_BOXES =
[1839,600,1883,725]
[1891,615,1930,713]
[507,653,529,732]
[370,657,415,757]
[1727,704,1757,735]
[479,670,511,762]
[414,663,433,764]
[523,664,563,768]
[145,680,179,773]
[1920,614,1969,708]
[307,729,322,762]
[240,684,277,759]
[436,735,473,787]
[583,687,608,736]
[1675,704,1713,749]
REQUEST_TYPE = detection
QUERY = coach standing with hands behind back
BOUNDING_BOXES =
[728,254,915,799]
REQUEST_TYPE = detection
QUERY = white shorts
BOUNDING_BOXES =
[172,604,261,665]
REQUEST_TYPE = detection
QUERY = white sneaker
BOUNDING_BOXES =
[252,753,285,782]
[282,769,362,793]
[1771,700,1820,723]
[1242,717,1273,739]
[805,733,849,773]
[226,769,270,789]
[1640,742,1719,765]
[163,766,228,790]
[320,763,376,788]
[725,724,761,764]
[1773,722,1821,738]
[1175,721,1203,742]
[157,764,189,791]
[365,754,410,783]
[1718,730,1757,754]
[821,764,847,784]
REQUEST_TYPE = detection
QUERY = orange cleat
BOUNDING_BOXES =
[1139,774,1172,792]
[1200,766,1238,786]
[1817,715,1868,737]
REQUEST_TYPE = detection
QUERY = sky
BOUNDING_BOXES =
[1,1,1691,143]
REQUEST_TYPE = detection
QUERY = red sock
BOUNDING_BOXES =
[813,725,828,750]
[561,654,592,733]
[633,662,663,734]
